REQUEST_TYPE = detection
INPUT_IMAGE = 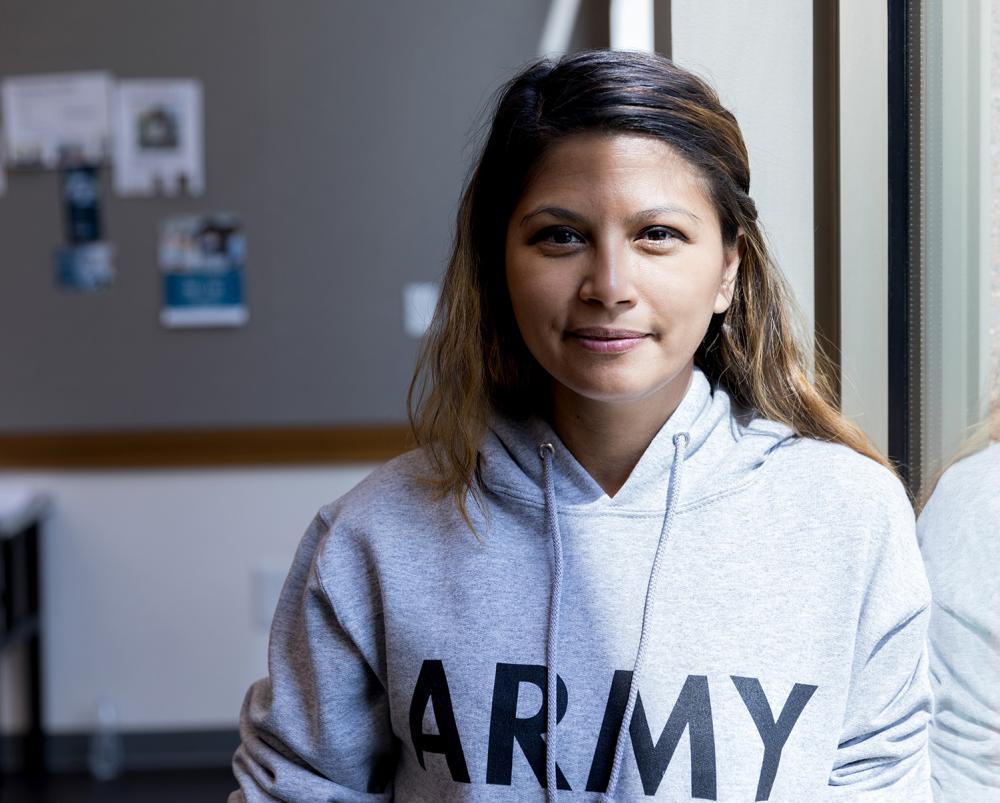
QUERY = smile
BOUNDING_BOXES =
[567,331,649,354]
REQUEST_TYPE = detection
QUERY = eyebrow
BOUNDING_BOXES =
[519,205,702,227]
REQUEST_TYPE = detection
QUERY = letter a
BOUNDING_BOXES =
[409,659,471,783]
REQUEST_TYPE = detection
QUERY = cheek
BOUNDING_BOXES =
[507,279,552,346]
[666,252,725,300]
[506,257,564,331]
[646,270,705,309]
[645,263,723,333]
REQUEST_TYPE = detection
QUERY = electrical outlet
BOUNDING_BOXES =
[403,282,439,338]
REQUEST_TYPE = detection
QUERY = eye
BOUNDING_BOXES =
[640,226,684,243]
[529,225,584,247]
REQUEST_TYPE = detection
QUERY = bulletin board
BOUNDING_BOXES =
[0,0,551,465]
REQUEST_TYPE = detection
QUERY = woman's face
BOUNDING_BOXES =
[504,132,741,413]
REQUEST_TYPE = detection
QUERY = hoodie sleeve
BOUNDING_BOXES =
[229,510,397,802]
[915,448,1000,797]
[826,475,934,800]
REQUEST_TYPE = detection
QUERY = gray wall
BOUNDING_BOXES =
[0,0,549,431]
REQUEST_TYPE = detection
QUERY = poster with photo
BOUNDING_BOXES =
[53,165,113,292]
[113,80,204,196]
[55,242,116,292]
[159,213,247,328]
[0,72,113,169]
[62,165,103,243]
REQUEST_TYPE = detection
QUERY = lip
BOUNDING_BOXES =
[568,327,649,339]
[567,327,649,354]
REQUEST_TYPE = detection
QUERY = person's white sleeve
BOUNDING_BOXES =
[916,446,1000,801]
[827,479,934,801]
[229,511,397,802]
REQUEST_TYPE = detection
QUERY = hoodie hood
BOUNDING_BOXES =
[479,365,797,513]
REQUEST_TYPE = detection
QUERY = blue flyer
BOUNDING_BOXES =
[158,213,248,328]
[62,165,103,243]
[55,242,115,291]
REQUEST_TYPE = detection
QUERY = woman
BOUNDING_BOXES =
[916,404,1000,800]
[230,50,932,801]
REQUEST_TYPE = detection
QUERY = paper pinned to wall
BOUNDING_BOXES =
[62,165,104,243]
[0,71,113,169]
[159,213,247,328]
[113,79,204,196]
[54,242,116,292]
[55,165,114,292]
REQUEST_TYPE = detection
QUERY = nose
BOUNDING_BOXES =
[578,240,638,309]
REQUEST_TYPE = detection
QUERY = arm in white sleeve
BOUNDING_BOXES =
[916,443,1000,800]
[229,511,397,802]
[827,478,934,801]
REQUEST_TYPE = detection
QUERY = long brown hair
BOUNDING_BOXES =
[915,383,1000,515]
[408,49,897,532]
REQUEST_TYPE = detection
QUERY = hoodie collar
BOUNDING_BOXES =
[481,366,796,513]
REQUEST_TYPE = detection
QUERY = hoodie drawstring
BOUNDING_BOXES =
[537,431,690,802]
[538,441,564,802]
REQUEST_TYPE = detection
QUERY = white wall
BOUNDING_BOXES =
[672,0,816,345]
[0,465,376,733]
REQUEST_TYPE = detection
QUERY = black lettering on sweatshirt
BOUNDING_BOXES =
[587,671,717,799]
[731,676,818,801]
[486,663,571,790]
[406,662,819,796]
[408,660,471,783]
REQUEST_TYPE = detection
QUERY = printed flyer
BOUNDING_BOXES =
[1,72,113,169]
[62,165,103,243]
[54,164,115,291]
[55,242,115,292]
[113,80,204,196]
[158,213,247,327]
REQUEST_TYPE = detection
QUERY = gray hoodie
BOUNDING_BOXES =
[916,440,1000,800]
[230,366,933,801]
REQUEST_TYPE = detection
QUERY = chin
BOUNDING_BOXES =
[559,380,669,405]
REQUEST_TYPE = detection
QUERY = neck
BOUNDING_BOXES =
[550,363,694,498]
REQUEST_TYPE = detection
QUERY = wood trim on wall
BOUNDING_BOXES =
[814,0,842,406]
[0,425,413,469]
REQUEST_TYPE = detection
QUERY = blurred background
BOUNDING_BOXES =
[0,0,996,800]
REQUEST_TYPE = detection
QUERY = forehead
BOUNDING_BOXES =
[517,132,712,212]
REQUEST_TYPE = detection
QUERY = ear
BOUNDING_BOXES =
[713,228,743,314]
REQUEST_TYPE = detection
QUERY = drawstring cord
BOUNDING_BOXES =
[604,431,689,800]
[538,442,563,803]
[537,431,690,802]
